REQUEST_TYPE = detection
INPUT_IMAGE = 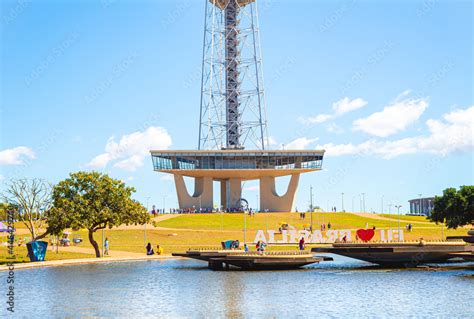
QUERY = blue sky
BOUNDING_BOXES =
[1,0,472,213]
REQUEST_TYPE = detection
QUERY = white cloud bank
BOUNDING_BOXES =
[285,137,319,149]
[0,146,36,165]
[353,92,428,137]
[300,97,368,124]
[333,97,368,115]
[317,106,474,159]
[88,126,172,171]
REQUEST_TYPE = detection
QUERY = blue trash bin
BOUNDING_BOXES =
[26,241,48,262]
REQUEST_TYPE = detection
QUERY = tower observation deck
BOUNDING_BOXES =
[151,0,325,211]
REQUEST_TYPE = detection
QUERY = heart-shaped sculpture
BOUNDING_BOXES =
[356,229,375,242]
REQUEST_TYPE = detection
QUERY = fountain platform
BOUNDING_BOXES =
[172,249,332,270]
[312,241,473,266]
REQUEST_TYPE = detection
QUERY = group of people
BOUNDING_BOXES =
[299,212,307,220]
[320,222,332,231]
[146,242,164,256]
[255,241,267,252]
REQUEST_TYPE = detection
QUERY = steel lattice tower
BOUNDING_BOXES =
[151,0,325,212]
[198,0,268,150]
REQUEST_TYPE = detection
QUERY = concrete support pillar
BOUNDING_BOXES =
[259,174,300,212]
[227,178,242,209]
[174,174,213,209]
[220,181,227,210]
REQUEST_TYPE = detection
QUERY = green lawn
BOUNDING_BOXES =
[155,212,440,231]
[380,214,431,222]
[0,246,94,264]
[1,213,467,262]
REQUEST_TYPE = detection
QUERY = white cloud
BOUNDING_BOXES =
[326,123,344,134]
[317,106,474,159]
[88,126,172,171]
[285,137,318,150]
[257,136,278,149]
[353,93,428,137]
[88,153,112,168]
[266,136,278,146]
[300,97,367,125]
[114,155,143,171]
[300,113,332,124]
[333,97,368,115]
[0,146,36,165]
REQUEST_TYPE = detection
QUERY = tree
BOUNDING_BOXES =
[0,202,18,221]
[1,179,52,240]
[429,185,474,229]
[49,171,149,257]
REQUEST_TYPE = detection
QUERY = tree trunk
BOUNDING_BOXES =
[88,229,101,258]
[29,217,37,240]
[34,230,49,241]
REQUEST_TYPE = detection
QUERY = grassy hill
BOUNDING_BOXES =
[1,212,468,263]
[155,212,437,231]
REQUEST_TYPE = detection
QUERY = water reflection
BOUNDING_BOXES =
[3,257,473,318]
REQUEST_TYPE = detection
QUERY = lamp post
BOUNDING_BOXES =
[418,193,422,215]
[395,205,402,242]
[162,195,168,214]
[145,196,150,246]
[244,208,247,243]
[341,192,344,212]
[362,193,366,213]
[310,185,314,231]
[381,195,384,214]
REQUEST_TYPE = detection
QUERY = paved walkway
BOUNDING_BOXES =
[58,245,145,258]
[348,212,435,225]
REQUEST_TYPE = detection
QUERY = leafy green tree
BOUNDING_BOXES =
[1,179,52,240]
[429,185,474,229]
[49,171,149,257]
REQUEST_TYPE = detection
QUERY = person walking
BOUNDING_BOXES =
[104,237,109,256]
[299,237,305,251]
[327,222,331,230]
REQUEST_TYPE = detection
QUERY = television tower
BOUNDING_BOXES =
[151,0,325,212]
[198,0,268,150]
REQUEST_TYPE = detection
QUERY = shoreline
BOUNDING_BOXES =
[0,254,183,272]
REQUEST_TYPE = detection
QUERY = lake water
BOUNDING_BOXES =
[3,256,473,318]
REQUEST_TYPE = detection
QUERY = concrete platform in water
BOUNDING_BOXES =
[172,249,333,270]
[312,242,473,266]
